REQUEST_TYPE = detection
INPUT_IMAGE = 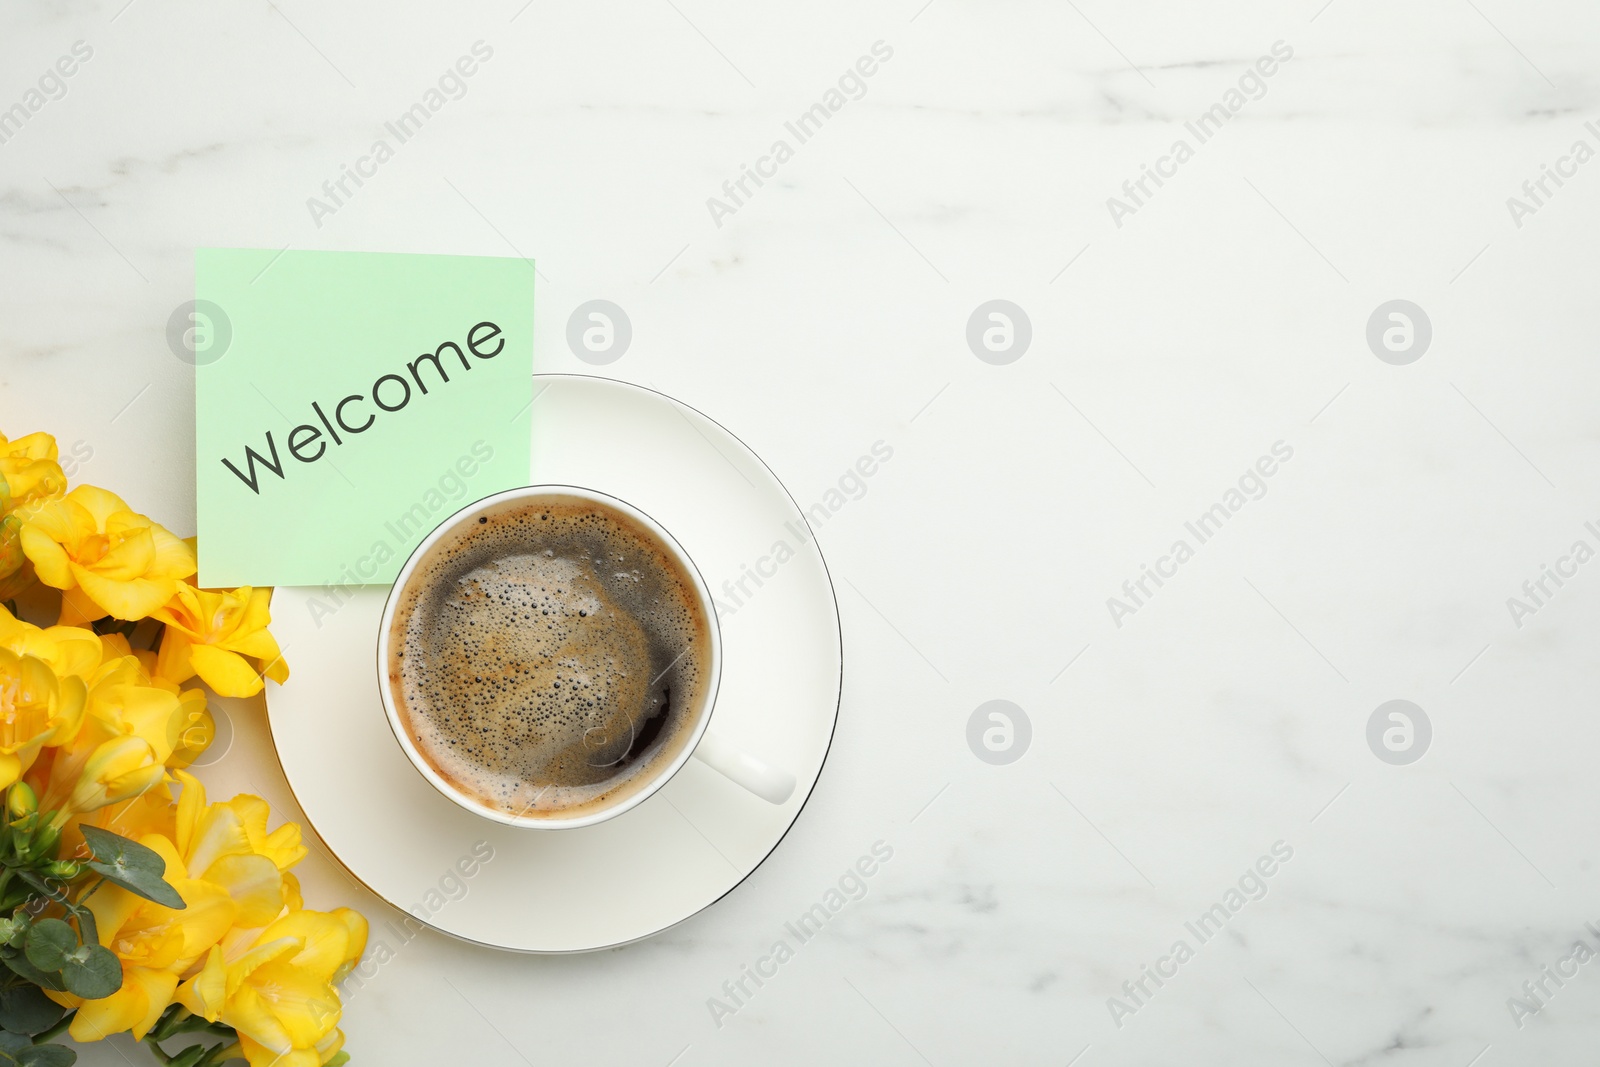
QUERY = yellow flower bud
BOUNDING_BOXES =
[63,735,167,817]
[7,781,37,818]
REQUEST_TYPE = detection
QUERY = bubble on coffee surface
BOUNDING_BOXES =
[389,499,711,818]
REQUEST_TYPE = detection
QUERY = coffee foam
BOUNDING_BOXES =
[388,497,712,818]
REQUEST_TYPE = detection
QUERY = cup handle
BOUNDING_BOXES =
[691,731,796,804]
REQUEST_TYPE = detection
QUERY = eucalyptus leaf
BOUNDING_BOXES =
[0,1033,27,1054]
[79,827,184,910]
[13,874,64,907]
[15,1045,74,1067]
[0,985,63,1036]
[0,950,63,993]
[165,1046,210,1067]
[78,831,184,915]
[21,922,74,974]
[78,827,162,874]
[83,867,182,911]
[58,944,119,1000]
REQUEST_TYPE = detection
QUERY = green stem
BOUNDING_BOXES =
[148,1004,192,1042]
[201,1041,243,1066]
[15,869,63,902]
[13,869,99,946]
[141,1033,244,1067]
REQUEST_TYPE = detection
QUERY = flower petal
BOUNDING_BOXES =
[156,627,197,687]
[0,753,20,789]
[94,525,156,580]
[185,803,253,876]
[189,644,265,697]
[330,908,368,983]
[72,563,175,621]
[149,526,198,581]
[233,960,342,1046]
[258,909,362,981]
[176,945,228,1021]
[65,485,134,528]
[238,1034,322,1067]
[222,983,298,1054]
[174,768,207,858]
[84,880,144,949]
[263,653,289,685]
[18,523,72,588]
[204,853,286,928]
[128,967,180,1041]
[281,872,304,912]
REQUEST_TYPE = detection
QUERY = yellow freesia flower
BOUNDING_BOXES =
[39,654,185,821]
[19,485,196,624]
[51,779,317,1044]
[177,904,367,1067]
[0,602,104,680]
[0,432,67,517]
[0,432,69,599]
[171,770,300,928]
[0,646,86,788]
[50,834,237,1044]
[154,583,288,697]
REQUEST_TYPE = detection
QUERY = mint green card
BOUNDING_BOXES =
[194,249,533,588]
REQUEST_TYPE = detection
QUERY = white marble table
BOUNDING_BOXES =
[4,0,1600,1063]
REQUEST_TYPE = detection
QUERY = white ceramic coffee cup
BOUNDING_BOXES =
[376,484,795,829]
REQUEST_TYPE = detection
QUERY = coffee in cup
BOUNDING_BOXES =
[384,490,715,822]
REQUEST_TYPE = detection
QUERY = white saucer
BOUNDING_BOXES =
[264,374,842,952]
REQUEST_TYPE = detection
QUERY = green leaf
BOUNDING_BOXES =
[0,985,63,1036]
[15,1045,74,1067]
[0,950,63,993]
[81,865,182,912]
[78,827,184,910]
[57,945,119,1000]
[324,1052,350,1067]
[21,921,74,974]
[77,827,162,875]
[0,1032,73,1067]
[165,1047,209,1067]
